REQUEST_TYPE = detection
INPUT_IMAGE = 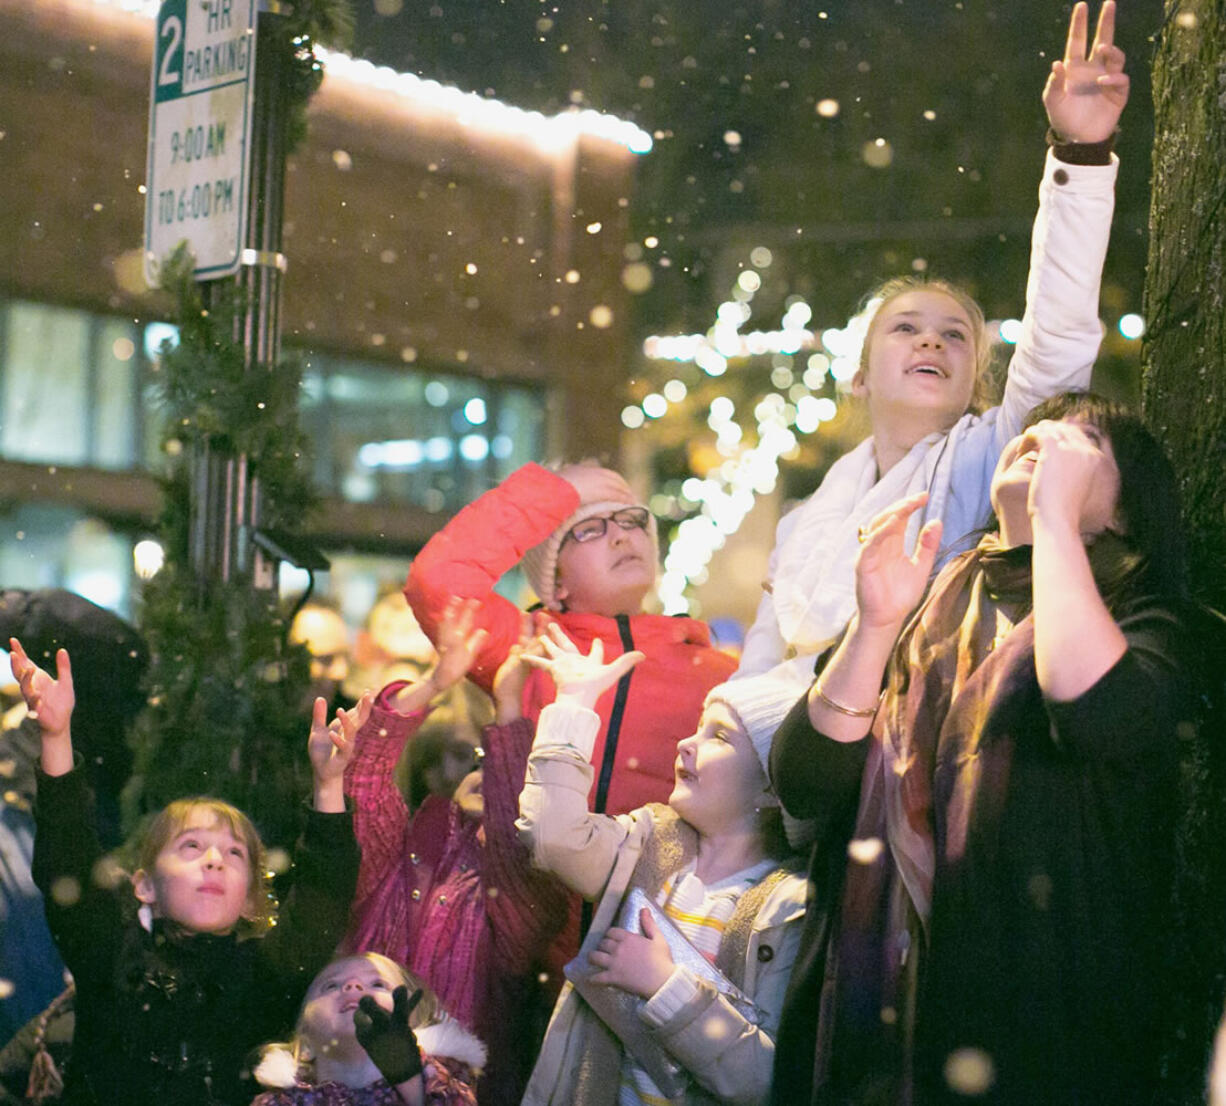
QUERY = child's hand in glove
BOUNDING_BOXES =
[354,986,424,1085]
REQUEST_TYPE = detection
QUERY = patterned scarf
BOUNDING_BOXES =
[875,529,1139,926]
[876,537,1033,927]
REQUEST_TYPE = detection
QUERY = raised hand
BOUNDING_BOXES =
[431,596,490,691]
[10,638,76,776]
[557,462,636,507]
[522,623,644,711]
[391,596,489,716]
[309,690,374,810]
[854,493,943,632]
[354,985,424,1087]
[491,629,545,725]
[1042,0,1129,143]
[9,639,75,738]
[1026,419,1119,539]
[588,908,676,999]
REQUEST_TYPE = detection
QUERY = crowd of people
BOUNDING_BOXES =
[1,3,1224,1104]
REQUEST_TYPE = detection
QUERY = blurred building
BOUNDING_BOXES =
[0,0,649,619]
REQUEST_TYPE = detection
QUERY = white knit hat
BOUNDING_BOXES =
[703,668,816,849]
[520,499,659,611]
[704,671,809,777]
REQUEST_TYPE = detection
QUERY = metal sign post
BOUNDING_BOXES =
[144,0,294,595]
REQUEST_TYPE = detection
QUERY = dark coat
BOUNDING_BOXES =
[769,550,1199,1106]
[32,766,358,1106]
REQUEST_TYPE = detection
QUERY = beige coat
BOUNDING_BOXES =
[517,701,807,1106]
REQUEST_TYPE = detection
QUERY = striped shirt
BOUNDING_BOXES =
[617,858,776,1106]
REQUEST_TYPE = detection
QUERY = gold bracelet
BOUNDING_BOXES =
[814,681,878,719]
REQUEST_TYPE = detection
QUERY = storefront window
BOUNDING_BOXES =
[0,503,135,617]
[0,299,545,518]
[2,302,91,466]
[300,352,544,514]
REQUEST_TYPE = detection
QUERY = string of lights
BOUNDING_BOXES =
[84,0,652,154]
[633,253,868,615]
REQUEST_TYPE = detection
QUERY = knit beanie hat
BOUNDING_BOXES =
[704,671,809,778]
[520,500,660,611]
[703,668,816,849]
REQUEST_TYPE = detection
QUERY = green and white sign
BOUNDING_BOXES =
[144,0,257,283]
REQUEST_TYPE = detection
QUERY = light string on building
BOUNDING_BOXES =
[84,0,652,154]
[315,48,653,154]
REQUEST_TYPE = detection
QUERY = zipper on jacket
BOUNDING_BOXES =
[582,614,637,940]
[594,614,636,815]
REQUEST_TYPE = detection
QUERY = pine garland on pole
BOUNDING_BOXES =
[126,0,354,849]
[127,249,317,848]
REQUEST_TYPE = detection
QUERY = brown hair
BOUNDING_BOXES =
[858,275,993,412]
[399,680,493,808]
[135,797,274,934]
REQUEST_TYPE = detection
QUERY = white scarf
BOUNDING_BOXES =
[770,422,967,660]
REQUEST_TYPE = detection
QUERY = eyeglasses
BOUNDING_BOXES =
[561,507,651,547]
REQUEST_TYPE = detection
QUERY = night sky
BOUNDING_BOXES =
[345,1,1164,349]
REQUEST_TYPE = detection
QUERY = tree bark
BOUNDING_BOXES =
[1144,0,1226,614]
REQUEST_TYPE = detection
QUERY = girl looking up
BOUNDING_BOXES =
[769,394,1202,1104]
[12,636,371,1106]
[737,1,1130,683]
[405,459,735,820]
[517,626,807,1106]
[252,952,484,1106]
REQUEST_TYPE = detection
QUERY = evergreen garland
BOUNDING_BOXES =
[127,245,321,849]
[282,0,355,152]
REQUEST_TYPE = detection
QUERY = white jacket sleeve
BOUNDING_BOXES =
[996,149,1119,445]
[645,977,777,1106]
[516,700,634,901]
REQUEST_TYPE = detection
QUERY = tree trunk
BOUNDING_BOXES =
[1144,0,1226,614]
[1145,11,1226,1106]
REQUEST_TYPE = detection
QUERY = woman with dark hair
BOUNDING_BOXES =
[769,393,1204,1105]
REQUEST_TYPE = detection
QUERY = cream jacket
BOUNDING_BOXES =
[517,701,807,1106]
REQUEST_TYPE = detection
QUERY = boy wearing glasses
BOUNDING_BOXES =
[405,460,736,818]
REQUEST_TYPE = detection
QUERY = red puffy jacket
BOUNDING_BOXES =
[404,463,736,816]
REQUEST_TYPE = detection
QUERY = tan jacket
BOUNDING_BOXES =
[517,701,807,1106]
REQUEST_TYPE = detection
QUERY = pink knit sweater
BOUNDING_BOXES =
[343,685,569,1104]
[252,1055,476,1106]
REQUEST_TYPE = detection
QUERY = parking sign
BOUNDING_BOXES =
[144,0,257,283]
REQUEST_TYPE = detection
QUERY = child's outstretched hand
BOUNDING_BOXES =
[1042,0,1128,144]
[522,623,644,712]
[491,626,546,725]
[588,908,676,999]
[392,596,488,715]
[431,596,489,690]
[9,638,76,777]
[308,690,374,812]
[354,985,424,1088]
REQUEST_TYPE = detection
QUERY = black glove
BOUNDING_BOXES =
[354,985,424,1085]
